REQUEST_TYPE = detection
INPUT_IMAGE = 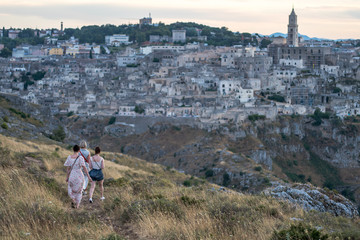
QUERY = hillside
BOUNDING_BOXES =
[61,114,360,206]
[1,134,360,239]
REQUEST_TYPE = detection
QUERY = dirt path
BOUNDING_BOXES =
[79,195,152,240]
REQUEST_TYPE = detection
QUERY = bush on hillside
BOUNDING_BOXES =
[271,223,329,240]
[108,116,116,125]
[254,166,262,172]
[310,108,331,126]
[248,114,266,121]
[101,234,126,240]
[1,122,8,129]
[50,126,66,142]
[205,169,214,178]
[222,172,231,186]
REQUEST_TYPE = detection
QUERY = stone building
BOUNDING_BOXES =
[172,30,186,43]
[287,8,299,47]
[268,8,331,69]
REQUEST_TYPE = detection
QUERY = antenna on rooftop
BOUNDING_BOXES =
[149,13,151,18]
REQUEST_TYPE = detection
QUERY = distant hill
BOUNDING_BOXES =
[268,32,331,41]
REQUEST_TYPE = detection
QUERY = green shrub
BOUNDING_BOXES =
[183,177,204,187]
[108,116,116,125]
[310,108,331,126]
[101,234,126,240]
[9,107,28,119]
[248,114,266,121]
[32,71,46,81]
[254,166,262,172]
[49,126,66,142]
[341,188,356,202]
[183,179,191,187]
[180,195,204,207]
[263,177,270,184]
[268,94,286,102]
[126,63,139,67]
[284,172,306,183]
[332,87,341,93]
[1,123,8,129]
[2,116,9,122]
[222,172,231,186]
[272,223,329,240]
[134,105,145,114]
[172,126,181,131]
[205,169,214,178]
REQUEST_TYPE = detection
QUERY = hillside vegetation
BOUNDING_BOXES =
[0,134,359,240]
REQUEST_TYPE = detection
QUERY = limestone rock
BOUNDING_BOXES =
[264,183,359,218]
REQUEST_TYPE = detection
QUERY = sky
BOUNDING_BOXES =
[0,0,359,39]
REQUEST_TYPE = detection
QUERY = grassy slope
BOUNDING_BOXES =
[0,134,359,240]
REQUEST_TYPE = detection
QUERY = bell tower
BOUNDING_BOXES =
[287,7,298,47]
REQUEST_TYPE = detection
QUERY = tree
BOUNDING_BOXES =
[89,47,93,59]
[100,46,106,54]
[134,105,145,114]
[18,28,34,38]
[0,48,12,58]
[32,71,46,80]
[108,116,116,125]
[135,32,146,44]
[186,28,197,37]
[260,39,272,49]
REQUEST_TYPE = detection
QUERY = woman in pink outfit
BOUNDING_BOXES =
[64,145,92,208]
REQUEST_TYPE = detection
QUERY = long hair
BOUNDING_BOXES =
[79,140,87,148]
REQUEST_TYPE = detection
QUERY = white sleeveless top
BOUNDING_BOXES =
[90,156,103,170]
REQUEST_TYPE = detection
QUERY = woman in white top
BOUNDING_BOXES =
[89,146,105,203]
[64,145,92,208]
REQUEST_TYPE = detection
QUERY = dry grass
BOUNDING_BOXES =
[0,134,359,240]
[0,168,113,240]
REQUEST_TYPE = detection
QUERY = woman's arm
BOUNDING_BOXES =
[89,158,92,169]
[87,151,91,162]
[101,158,105,169]
[82,165,92,182]
[66,166,71,182]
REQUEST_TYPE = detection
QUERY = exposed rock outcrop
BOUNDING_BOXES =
[265,183,359,218]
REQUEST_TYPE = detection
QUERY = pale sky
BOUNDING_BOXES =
[0,0,359,39]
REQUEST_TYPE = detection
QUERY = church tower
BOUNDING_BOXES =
[287,7,298,47]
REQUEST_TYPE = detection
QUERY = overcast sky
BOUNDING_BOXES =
[0,0,359,39]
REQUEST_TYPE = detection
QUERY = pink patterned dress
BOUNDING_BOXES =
[64,155,86,205]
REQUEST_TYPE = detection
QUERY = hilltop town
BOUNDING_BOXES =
[0,9,360,125]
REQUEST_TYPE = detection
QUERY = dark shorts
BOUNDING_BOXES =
[89,169,104,181]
